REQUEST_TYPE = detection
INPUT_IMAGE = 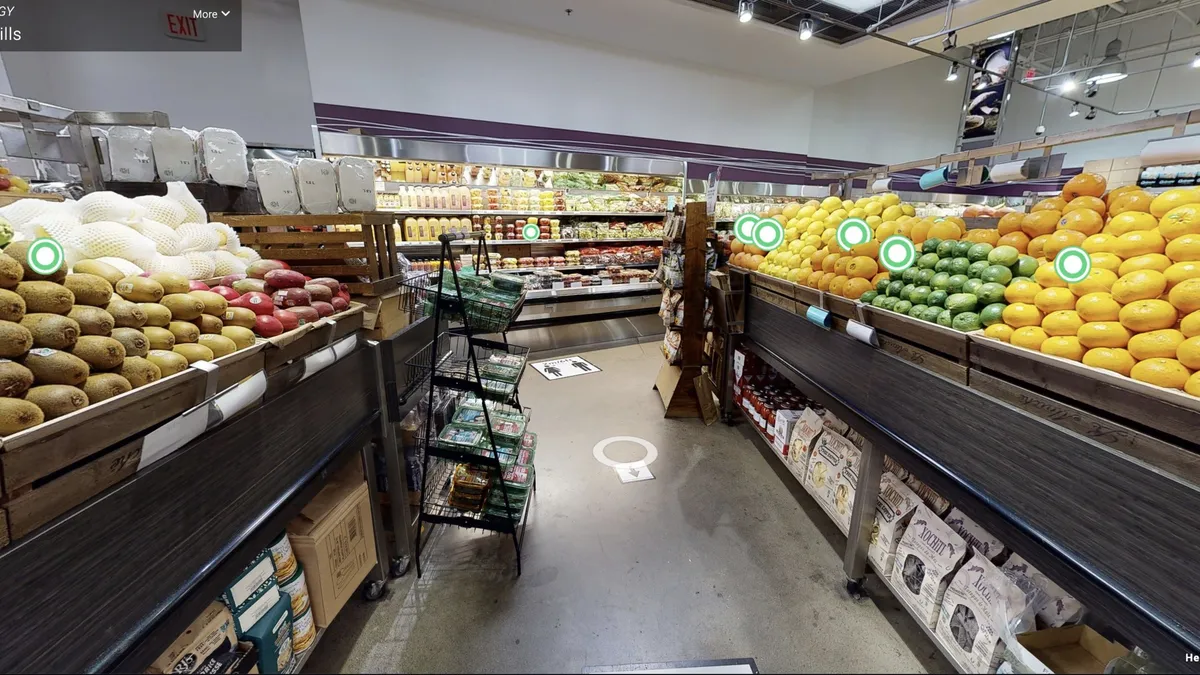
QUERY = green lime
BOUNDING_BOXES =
[935,258,953,273]
[880,295,899,310]
[945,293,978,314]
[909,304,929,318]
[936,308,954,327]
[968,260,990,279]
[951,311,982,332]
[871,294,888,308]
[980,302,1007,326]
[860,290,879,304]
[953,241,973,258]
[977,282,1007,305]
[962,278,984,296]
[981,264,1013,285]
[921,306,944,322]
[893,300,913,315]
[1014,255,1039,278]
[930,272,951,291]
[947,274,968,294]
[917,253,940,270]
[916,268,936,286]
[948,257,971,276]
[923,238,943,255]
[902,267,920,284]
[887,280,905,298]
[936,240,956,258]
[967,243,994,263]
[987,245,1020,267]
[927,289,949,307]
[909,285,932,305]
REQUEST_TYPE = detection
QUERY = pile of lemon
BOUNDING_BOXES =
[981,174,1200,397]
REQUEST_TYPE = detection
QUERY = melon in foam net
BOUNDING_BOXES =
[132,195,187,229]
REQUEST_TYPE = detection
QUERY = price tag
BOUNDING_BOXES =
[570,282,584,288]
[846,319,878,347]
[552,281,564,290]
[601,279,612,286]
[733,350,745,381]
[805,305,832,329]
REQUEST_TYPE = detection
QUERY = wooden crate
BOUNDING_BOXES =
[261,303,365,373]
[215,213,401,296]
[863,305,971,362]
[0,193,64,207]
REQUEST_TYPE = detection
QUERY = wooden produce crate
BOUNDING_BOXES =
[969,331,1200,447]
[824,294,859,319]
[863,305,971,362]
[215,213,401,296]
[261,303,365,373]
[0,192,64,207]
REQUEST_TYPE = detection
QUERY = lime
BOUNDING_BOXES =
[968,260,990,279]
[951,311,982,332]
[893,300,913,315]
[962,278,984,296]
[946,292,978,314]
[1014,255,1039,278]
[948,257,971,276]
[880,295,899,310]
[917,268,936,285]
[887,280,905,298]
[935,258,953,273]
[936,240,956,258]
[936,308,954,327]
[909,303,929,318]
[967,243,994,263]
[953,241,973,258]
[902,267,920,284]
[917,253,940,270]
[947,274,968,294]
[927,289,949,307]
[977,282,1007,305]
[988,245,1020,267]
[860,290,879,304]
[981,264,1013,285]
[900,283,916,301]
[909,285,932,305]
[876,278,891,293]
[921,306,944,322]
[980,302,1007,326]
[923,237,943,254]
[930,272,951,291]
[871,294,888,308]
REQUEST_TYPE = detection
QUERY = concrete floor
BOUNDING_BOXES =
[306,343,950,674]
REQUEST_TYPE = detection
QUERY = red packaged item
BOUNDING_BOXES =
[550,256,567,267]
[518,257,535,267]
[535,256,551,267]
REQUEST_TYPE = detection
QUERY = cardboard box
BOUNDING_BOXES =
[147,602,237,674]
[1005,626,1128,674]
[771,409,804,456]
[287,471,377,627]
[361,289,411,339]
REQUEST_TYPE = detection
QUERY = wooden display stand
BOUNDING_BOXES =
[655,202,708,418]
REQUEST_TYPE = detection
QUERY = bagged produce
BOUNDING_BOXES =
[150,127,200,182]
[107,126,157,182]
[891,503,969,628]
[199,127,249,186]
[296,158,338,215]
[334,156,376,212]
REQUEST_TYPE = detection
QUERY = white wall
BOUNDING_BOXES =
[1,0,316,148]
[298,0,814,155]
[807,56,967,165]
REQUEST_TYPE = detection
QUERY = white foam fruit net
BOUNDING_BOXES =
[70,222,158,263]
[27,212,85,249]
[126,217,182,255]
[206,250,246,276]
[77,192,142,226]
[132,195,187,229]
[208,222,240,251]
[91,256,144,277]
[176,223,221,252]
[166,181,207,224]
[183,252,216,279]
[234,247,261,263]
[140,254,192,277]
[0,198,61,228]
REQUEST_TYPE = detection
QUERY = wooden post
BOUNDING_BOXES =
[655,201,708,418]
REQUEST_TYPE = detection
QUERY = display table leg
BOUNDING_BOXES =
[844,439,882,594]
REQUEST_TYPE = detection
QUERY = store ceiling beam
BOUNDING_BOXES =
[905,0,1058,46]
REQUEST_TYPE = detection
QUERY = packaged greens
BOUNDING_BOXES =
[437,424,484,449]
[480,361,521,383]
[490,272,526,292]
[452,407,488,428]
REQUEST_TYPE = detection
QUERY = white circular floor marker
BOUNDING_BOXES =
[592,435,659,469]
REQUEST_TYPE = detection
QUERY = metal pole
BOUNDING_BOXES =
[370,338,415,578]
[843,439,883,596]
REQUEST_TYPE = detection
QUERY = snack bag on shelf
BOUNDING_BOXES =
[934,553,1033,674]
[905,474,952,516]
[944,507,1005,562]
[890,503,969,628]
[803,428,854,516]
[786,407,825,482]
[1000,553,1084,628]
[867,472,922,577]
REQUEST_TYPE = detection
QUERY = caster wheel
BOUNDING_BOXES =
[362,580,386,602]
[845,577,866,601]
[389,556,410,579]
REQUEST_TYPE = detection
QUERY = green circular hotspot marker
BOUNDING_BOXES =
[734,214,759,246]
[836,218,872,252]
[879,235,918,273]
[1054,246,1092,284]
[522,223,540,241]
[752,219,785,252]
[26,238,64,276]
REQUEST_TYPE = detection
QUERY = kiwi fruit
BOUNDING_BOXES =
[193,315,223,334]
[68,306,114,336]
[5,242,65,283]
[25,384,88,419]
[73,260,125,286]
[0,288,25,322]
[120,356,161,388]
[20,313,80,350]
[63,273,114,307]
[114,276,164,303]
[0,397,43,433]
[16,281,73,315]
[82,373,132,403]
[107,299,147,328]
[161,293,204,321]
[0,252,24,288]
[138,302,172,327]
[149,272,190,295]
[168,320,200,344]
[72,336,126,370]
[197,334,237,358]
[190,290,229,316]
[109,328,149,358]
[0,321,33,358]
[143,326,175,351]
[0,361,34,397]
[173,343,214,364]
[23,348,89,386]
[147,349,189,376]
[220,326,256,350]
[224,306,256,329]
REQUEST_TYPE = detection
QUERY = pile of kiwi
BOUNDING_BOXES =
[0,247,256,435]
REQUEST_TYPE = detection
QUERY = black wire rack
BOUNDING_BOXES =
[401,332,529,406]
[402,269,528,334]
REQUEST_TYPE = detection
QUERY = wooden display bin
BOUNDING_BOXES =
[863,305,971,362]
[214,213,401,296]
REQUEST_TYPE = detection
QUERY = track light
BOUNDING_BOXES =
[1085,81,1099,98]
[946,63,960,81]
[738,0,754,23]
[1086,107,1097,121]
[798,17,814,41]
[1069,103,1080,117]
[1085,38,1128,84]
[1059,79,1077,93]
[1193,51,1200,68]
[942,31,957,52]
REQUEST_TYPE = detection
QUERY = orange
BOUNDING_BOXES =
[984,323,1014,342]
[1032,197,1067,212]
[1168,278,1200,314]
[1180,337,1200,372]
[1075,292,1121,322]
[1109,190,1153,217]
[1182,310,1200,338]
[1157,204,1200,241]
[927,219,961,241]
[1003,303,1044,328]
[834,256,852,275]
[1034,262,1067,288]
[1041,336,1086,361]
[1105,212,1158,236]
[850,239,880,258]
[806,270,824,287]
[1068,268,1118,297]
[910,219,932,245]
[1130,358,1192,390]
[1077,321,1133,348]
[1042,309,1084,336]
[1082,233,1118,254]
[1111,269,1168,304]
[846,256,878,279]
[1044,229,1086,259]
[1165,233,1200,263]
[1026,234,1049,258]
[810,248,829,267]
[1114,229,1166,258]
[1005,279,1042,304]
[1065,196,1107,218]
[1034,287,1077,313]
[1010,325,1049,350]
[1128,329,1186,361]
[829,275,849,297]
[897,220,915,239]
[1062,172,1107,200]
[1119,299,1178,332]
[998,212,1025,235]
[1090,252,1123,273]
[749,255,764,269]
[730,240,745,254]
[843,277,873,299]
[871,272,890,286]
[1149,187,1200,218]
[745,244,766,256]
[1022,210,1061,238]
[964,229,1000,246]
[817,272,836,291]
[1118,253,1172,276]
[998,231,1031,254]
[1186,371,1200,397]
[1082,347,1137,377]
[1057,209,1104,236]
[1106,185,1142,209]
[822,253,840,273]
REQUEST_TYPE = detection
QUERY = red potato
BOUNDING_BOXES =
[189,280,211,291]
[210,285,240,301]
[273,308,299,331]
[246,260,288,280]
[220,273,246,287]
[310,301,334,318]
[264,269,306,289]
[304,283,333,303]
[272,288,311,308]
[330,296,349,311]
[237,291,275,316]
[289,306,320,324]
[254,315,284,337]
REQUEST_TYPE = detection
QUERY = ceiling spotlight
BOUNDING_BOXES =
[1059,79,1077,93]
[1086,107,1097,121]
[798,17,814,41]
[1069,103,1080,117]
[738,0,754,23]
[1085,39,1128,84]
[942,31,957,52]
[1193,51,1200,68]
[1085,81,1099,98]
[946,63,960,81]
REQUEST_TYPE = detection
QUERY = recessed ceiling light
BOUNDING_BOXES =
[1192,51,1200,68]
[1060,79,1077,92]
[946,64,960,81]
[1069,103,1080,117]
[820,0,888,12]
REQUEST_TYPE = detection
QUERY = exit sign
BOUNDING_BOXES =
[164,12,206,41]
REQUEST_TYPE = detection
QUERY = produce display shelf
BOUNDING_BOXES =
[524,281,661,300]
[380,209,667,217]
[869,559,968,675]
[397,237,662,248]
[481,262,657,274]
[377,181,677,197]
[742,295,1200,666]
